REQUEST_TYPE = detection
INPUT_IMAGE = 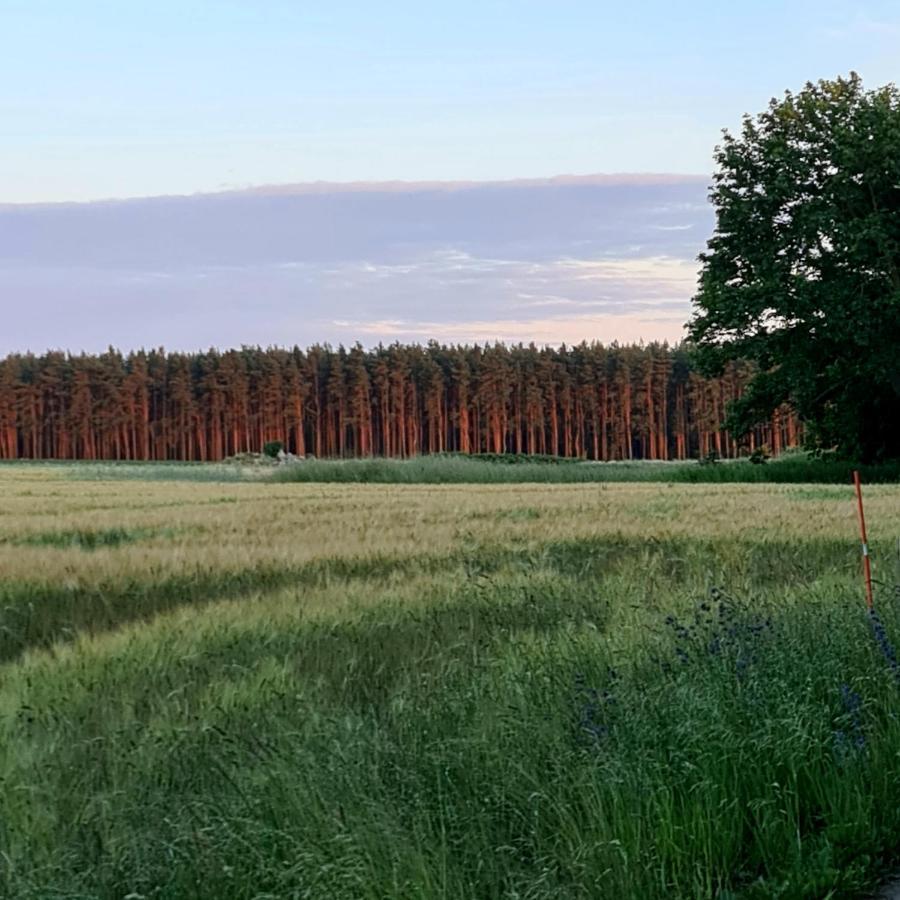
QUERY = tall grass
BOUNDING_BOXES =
[2,547,900,898]
[5,452,900,484]
[3,469,900,897]
[272,452,900,485]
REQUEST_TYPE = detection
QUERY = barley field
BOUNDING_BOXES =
[2,463,900,898]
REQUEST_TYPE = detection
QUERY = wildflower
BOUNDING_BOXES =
[868,609,900,683]
[840,683,866,750]
[833,683,867,762]
[573,672,616,746]
[663,587,772,678]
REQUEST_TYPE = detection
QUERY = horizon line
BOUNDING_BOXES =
[0,334,691,360]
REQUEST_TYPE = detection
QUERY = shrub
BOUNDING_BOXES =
[749,446,769,465]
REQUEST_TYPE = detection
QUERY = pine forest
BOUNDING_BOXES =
[0,343,801,462]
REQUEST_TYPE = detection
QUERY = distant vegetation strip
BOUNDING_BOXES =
[0,343,801,462]
[15,452,895,484]
[271,453,900,484]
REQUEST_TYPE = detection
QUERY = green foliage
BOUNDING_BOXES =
[270,453,900,485]
[262,440,284,458]
[690,73,900,461]
[20,454,899,485]
[749,446,769,465]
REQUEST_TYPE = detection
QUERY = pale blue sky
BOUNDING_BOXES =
[2,0,898,203]
[2,2,898,353]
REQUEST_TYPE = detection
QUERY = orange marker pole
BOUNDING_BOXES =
[853,470,875,609]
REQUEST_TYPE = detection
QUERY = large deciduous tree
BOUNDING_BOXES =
[689,73,900,460]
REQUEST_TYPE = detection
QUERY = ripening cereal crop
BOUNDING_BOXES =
[2,462,900,899]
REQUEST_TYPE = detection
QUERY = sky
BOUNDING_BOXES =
[1,0,898,352]
[0,175,711,353]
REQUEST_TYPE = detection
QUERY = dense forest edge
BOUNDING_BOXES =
[0,343,801,462]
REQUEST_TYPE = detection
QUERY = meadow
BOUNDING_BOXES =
[34,451,900,485]
[2,462,900,898]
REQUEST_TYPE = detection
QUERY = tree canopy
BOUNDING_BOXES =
[689,73,900,461]
[0,343,799,462]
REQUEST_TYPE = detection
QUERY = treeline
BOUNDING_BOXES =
[0,344,800,462]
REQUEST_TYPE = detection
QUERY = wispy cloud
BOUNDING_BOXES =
[330,312,687,346]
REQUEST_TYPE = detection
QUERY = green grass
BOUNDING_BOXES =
[5,451,900,485]
[3,533,900,897]
[0,535,863,666]
[271,452,900,485]
[4,471,900,898]
[2,525,183,551]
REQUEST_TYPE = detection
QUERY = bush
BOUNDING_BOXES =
[749,446,769,465]
[262,440,284,459]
